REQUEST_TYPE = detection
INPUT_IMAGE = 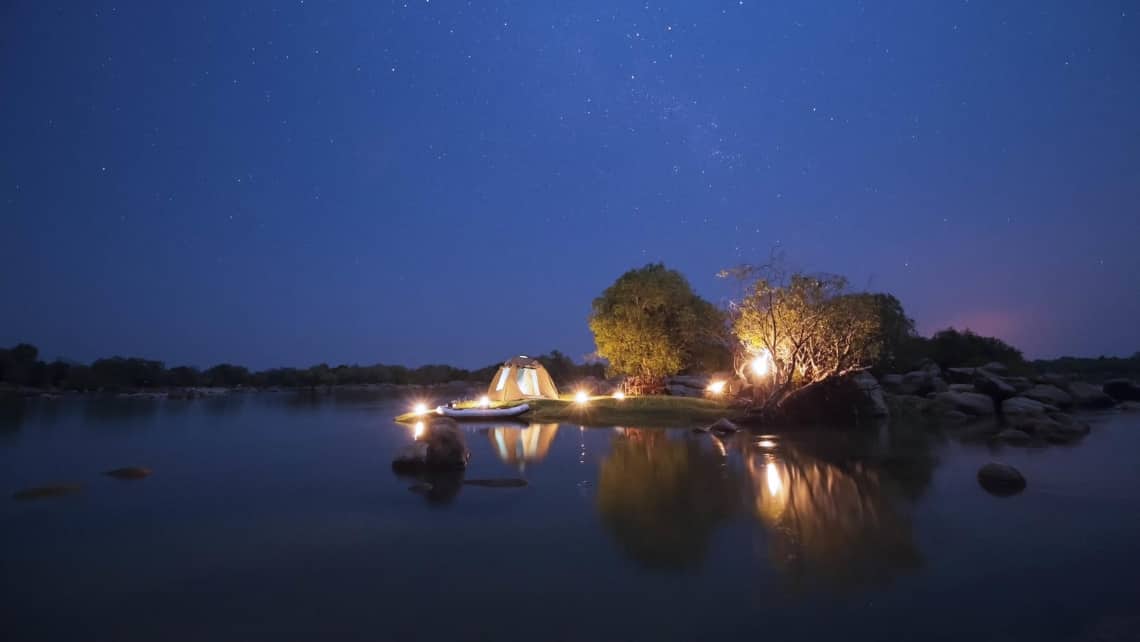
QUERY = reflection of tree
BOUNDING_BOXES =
[597,429,740,571]
[747,441,922,591]
[484,424,559,472]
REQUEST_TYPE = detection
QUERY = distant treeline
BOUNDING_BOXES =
[1029,354,1140,382]
[0,344,604,392]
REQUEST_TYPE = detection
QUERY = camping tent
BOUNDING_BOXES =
[487,356,560,402]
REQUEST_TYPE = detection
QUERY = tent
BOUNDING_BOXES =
[487,356,560,402]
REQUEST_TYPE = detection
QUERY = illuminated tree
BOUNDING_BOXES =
[589,263,724,388]
[726,265,881,410]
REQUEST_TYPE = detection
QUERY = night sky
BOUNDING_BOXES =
[3,1,1138,369]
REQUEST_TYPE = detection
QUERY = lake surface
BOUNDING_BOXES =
[2,393,1139,642]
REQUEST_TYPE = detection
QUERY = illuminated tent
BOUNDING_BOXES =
[486,356,560,402]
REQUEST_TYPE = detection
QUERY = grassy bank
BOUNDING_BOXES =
[396,395,733,427]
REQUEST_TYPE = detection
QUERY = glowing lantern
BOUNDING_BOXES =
[575,391,589,405]
[412,402,428,416]
[706,380,727,395]
[751,349,773,377]
[478,396,491,409]
[612,390,626,400]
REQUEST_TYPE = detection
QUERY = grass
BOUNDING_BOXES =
[396,395,733,428]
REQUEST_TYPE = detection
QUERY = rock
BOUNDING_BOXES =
[392,442,430,473]
[1037,412,1091,443]
[880,374,904,392]
[944,367,976,384]
[852,372,890,417]
[933,391,997,416]
[974,369,1016,401]
[942,410,971,424]
[992,429,1033,445]
[1035,373,1070,388]
[899,367,947,396]
[463,478,529,488]
[977,463,1026,495]
[12,484,83,501]
[421,421,470,470]
[1001,396,1055,417]
[708,418,740,435]
[1103,379,1140,402]
[1005,376,1033,392]
[103,466,152,480]
[1067,382,1115,408]
[948,383,976,393]
[408,482,434,494]
[1022,384,1073,408]
[980,362,1008,374]
[1119,401,1140,412]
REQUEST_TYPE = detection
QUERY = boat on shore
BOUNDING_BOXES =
[437,403,531,420]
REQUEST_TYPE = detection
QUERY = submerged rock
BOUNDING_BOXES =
[977,463,1026,496]
[1001,396,1055,417]
[707,418,740,435]
[1067,382,1115,408]
[12,484,83,501]
[103,466,152,480]
[392,442,430,473]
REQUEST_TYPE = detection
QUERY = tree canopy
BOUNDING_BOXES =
[589,263,724,383]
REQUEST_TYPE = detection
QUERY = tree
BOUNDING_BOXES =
[589,263,724,387]
[730,268,882,411]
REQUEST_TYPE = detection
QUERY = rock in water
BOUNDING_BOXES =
[1067,382,1115,408]
[392,442,430,473]
[852,372,890,417]
[1001,396,1054,417]
[707,418,740,435]
[977,463,1026,496]
[1022,384,1072,408]
[103,467,152,480]
[422,420,470,471]
[974,369,1016,401]
[1103,379,1140,402]
[992,429,1032,445]
[12,484,83,501]
[933,391,997,416]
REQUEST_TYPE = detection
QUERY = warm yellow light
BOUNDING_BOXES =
[706,380,726,395]
[751,349,772,377]
[412,402,428,416]
[575,391,589,405]
[766,462,783,497]
[413,421,425,439]
[612,390,626,400]
[478,396,491,409]
[757,439,776,449]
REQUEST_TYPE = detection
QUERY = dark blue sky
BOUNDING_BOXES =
[3,1,1138,369]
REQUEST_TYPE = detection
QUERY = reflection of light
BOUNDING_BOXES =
[478,396,490,408]
[612,390,626,400]
[707,380,726,395]
[751,349,772,377]
[757,439,776,449]
[413,421,425,439]
[412,402,428,416]
[575,391,589,405]
[766,462,783,497]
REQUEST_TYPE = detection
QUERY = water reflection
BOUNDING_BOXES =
[594,426,930,587]
[596,429,741,571]
[746,437,922,591]
[483,423,559,472]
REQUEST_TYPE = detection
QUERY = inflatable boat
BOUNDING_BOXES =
[437,403,531,420]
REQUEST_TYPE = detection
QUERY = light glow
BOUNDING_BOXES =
[413,421,425,439]
[706,380,727,395]
[766,462,783,497]
[412,402,428,416]
[478,396,491,408]
[751,349,773,377]
[612,390,626,400]
[757,439,776,449]
[575,391,589,405]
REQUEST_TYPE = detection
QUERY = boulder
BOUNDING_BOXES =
[899,369,947,396]
[944,367,977,384]
[992,429,1032,445]
[980,362,1008,374]
[1009,411,1090,443]
[977,463,1026,495]
[392,420,470,473]
[1118,401,1140,412]
[1068,382,1115,408]
[1103,379,1140,402]
[973,369,1016,401]
[1022,384,1072,408]
[1035,373,1070,388]
[852,371,890,417]
[392,442,430,473]
[708,418,740,435]
[103,466,152,480]
[1005,377,1033,393]
[1001,396,1055,417]
[948,383,976,393]
[933,391,997,416]
[880,374,904,392]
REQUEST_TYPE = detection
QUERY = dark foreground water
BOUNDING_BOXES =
[2,393,1139,642]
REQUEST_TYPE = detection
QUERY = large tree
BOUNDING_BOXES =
[729,267,882,410]
[589,263,723,386]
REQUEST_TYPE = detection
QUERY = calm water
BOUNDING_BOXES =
[2,393,1139,642]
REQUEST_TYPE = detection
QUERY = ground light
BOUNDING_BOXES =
[478,396,491,408]
[575,391,589,405]
[706,380,726,395]
[751,348,773,377]
[412,402,428,416]
[612,390,626,400]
